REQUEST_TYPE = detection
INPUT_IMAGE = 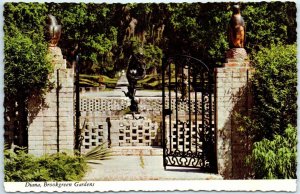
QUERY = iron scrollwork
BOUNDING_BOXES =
[162,55,217,173]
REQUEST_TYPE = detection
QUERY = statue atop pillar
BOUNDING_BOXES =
[228,5,245,48]
[46,14,61,47]
[45,14,65,69]
[226,5,248,63]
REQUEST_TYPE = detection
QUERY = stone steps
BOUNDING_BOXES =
[111,146,163,156]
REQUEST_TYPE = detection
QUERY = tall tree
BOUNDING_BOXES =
[4,3,51,147]
[47,3,118,75]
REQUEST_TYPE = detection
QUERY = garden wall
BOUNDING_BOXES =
[215,49,253,179]
[26,47,254,179]
[28,47,74,156]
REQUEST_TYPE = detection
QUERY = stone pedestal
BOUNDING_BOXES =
[48,47,67,70]
[225,48,249,66]
[28,47,74,156]
[215,49,253,178]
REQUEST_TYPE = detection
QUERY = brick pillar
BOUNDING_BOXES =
[215,48,253,178]
[28,47,74,156]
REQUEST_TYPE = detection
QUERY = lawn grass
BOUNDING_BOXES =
[138,73,177,90]
[79,73,176,90]
[79,74,118,88]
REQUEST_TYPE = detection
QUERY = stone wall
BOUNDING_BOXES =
[78,96,207,153]
[80,119,108,153]
[215,51,253,179]
[80,96,202,113]
[28,47,74,156]
[79,97,162,153]
[110,114,161,147]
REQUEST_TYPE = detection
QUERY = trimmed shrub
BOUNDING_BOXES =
[4,149,87,182]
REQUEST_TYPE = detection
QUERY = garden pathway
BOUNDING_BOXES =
[114,72,128,93]
[82,147,222,181]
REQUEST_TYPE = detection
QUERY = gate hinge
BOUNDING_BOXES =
[163,109,172,115]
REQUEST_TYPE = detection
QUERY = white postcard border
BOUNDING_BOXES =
[4,180,297,192]
[1,0,300,193]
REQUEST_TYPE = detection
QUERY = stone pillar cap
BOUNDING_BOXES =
[224,48,249,67]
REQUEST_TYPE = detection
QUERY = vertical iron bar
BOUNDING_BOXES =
[181,62,185,153]
[168,61,172,152]
[162,57,166,169]
[201,71,205,164]
[195,73,198,153]
[175,61,179,150]
[188,64,192,151]
[106,117,111,148]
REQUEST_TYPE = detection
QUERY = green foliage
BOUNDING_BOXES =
[4,2,47,39]
[5,2,296,77]
[4,30,51,97]
[39,153,87,181]
[143,44,163,69]
[83,143,112,161]
[165,2,296,66]
[4,149,87,182]
[251,125,297,179]
[5,148,41,181]
[166,3,230,65]
[250,44,297,140]
[79,74,118,88]
[47,3,118,75]
[5,2,296,76]
[250,44,297,179]
[4,2,51,98]
[242,2,296,54]
[4,3,52,147]
[236,44,297,179]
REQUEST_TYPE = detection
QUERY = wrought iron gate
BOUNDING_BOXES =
[162,55,217,173]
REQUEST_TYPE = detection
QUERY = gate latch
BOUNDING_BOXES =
[163,109,172,115]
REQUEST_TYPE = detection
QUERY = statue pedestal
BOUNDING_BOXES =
[224,48,249,67]
[215,48,253,178]
[48,46,66,69]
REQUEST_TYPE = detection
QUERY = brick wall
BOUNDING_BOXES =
[28,47,74,156]
[215,60,253,179]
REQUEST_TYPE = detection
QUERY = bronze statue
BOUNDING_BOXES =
[123,52,146,113]
[228,5,245,48]
[46,14,61,47]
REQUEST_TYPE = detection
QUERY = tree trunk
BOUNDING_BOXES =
[17,95,28,148]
